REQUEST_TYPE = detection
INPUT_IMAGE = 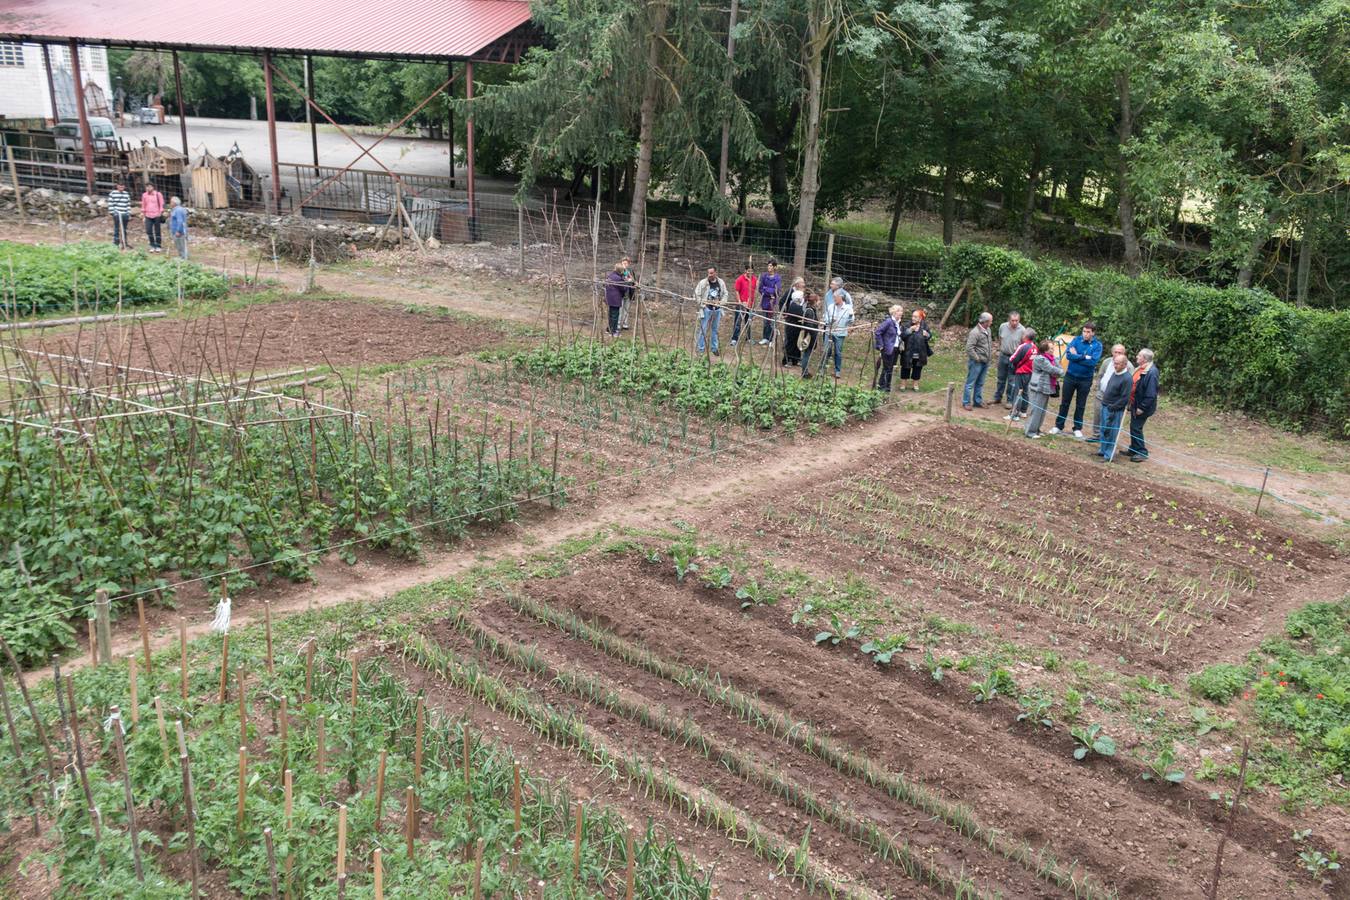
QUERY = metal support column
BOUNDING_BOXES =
[304,56,319,170]
[41,44,60,124]
[261,51,282,214]
[67,40,96,194]
[447,61,455,184]
[172,50,189,158]
[465,60,476,231]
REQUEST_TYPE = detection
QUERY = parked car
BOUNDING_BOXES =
[53,117,119,159]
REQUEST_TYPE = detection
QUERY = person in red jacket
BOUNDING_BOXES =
[732,264,757,347]
[1003,329,1038,421]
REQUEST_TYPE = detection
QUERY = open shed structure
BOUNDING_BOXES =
[0,0,540,229]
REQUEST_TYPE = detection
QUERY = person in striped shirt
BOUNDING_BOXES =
[108,182,131,250]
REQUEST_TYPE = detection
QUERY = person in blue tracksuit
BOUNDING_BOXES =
[1051,322,1102,438]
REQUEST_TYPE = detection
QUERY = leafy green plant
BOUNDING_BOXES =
[970,667,1016,703]
[1016,690,1054,728]
[1298,849,1340,878]
[859,634,908,666]
[0,240,228,313]
[814,613,862,647]
[1188,664,1250,703]
[670,536,699,582]
[734,579,777,610]
[1062,687,1084,723]
[1140,745,1186,783]
[1070,723,1117,760]
[0,569,77,666]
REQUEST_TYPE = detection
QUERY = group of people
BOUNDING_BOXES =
[107,181,190,259]
[964,311,1160,462]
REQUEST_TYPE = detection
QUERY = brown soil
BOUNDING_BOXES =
[20,298,502,376]
[513,554,1337,900]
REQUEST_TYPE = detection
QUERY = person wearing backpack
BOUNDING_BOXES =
[1003,330,1037,421]
[873,304,903,392]
[1024,339,1065,438]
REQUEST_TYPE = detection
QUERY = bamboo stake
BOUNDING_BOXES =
[462,722,472,793]
[472,839,484,900]
[179,748,199,899]
[236,746,248,829]
[137,597,152,675]
[373,848,384,900]
[349,654,358,709]
[284,769,294,900]
[304,640,315,701]
[155,697,170,765]
[88,619,97,666]
[413,697,424,783]
[337,874,347,900]
[238,671,247,748]
[278,696,289,774]
[512,761,522,840]
[218,634,230,703]
[336,804,348,878]
[264,601,274,675]
[373,749,387,831]
[405,787,416,858]
[66,676,98,838]
[128,656,139,724]
[264,827,280,900]
[110,707,145,882]
[625,826,636,900]
[316,715,326,777]
[179,617,188,701]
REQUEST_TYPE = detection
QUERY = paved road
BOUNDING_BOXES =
[119,115,516,192]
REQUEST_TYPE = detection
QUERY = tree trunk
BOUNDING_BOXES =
[768,150,793,230]
[1295,223,1313,306]
[1115,71,1143,276]
[792,2,828,276]
[1235,223,1268,289]
[941,161,958,246]
[1020,142,1042,249]
[886,180,905,252]
[626,1,668,255]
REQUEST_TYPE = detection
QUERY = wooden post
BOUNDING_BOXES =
[238,671,248,748]
[304,641,315,702]
[278,696,289,773]
[349,655,358,710]
[264,602,274,675]
[88,620,97,666]
[374,749,387,831]
[462,722,472,791]
[822,232,835,291]
[655,219,668,292]
[572,800,583,879]
[218,634,230,703]
[236,746,248,829]
[128,656,139,724]
[179,617,188,701]
[937,279,969,331]
[5,146,24,217]
[316,715,326,777]
[110,707,145,882]
[1255,467,1270,515]
[137,598,152,676]
[472,840,484,900]
[284,769,294,899]
[95,590,113,665]
[155,697,171,764]
[179,747,199,899]
[945,382,955,423]
[336,804,347,878]
[373,849,384,900]
[518,204,526,275]
[413,697,424,782]
[512,762,522,839]
[264,827,280,900]
[625,826,636,900]
[405,787,416,858]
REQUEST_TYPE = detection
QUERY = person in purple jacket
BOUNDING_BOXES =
[873,304,904,392]
[757,260,782,345]
[603,261,626,337]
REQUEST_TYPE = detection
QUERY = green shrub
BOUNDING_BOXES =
[933,243,1350,436]
[1,240,228,314]
[0,569,77,666]
[1188,663,1250,703]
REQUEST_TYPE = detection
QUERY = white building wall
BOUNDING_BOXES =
[0,42,113,122]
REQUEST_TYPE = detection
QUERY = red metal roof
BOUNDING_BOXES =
[0,0,533,61]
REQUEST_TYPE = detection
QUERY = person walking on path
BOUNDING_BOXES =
[1051,322,1102,438]
[799,291,821,377]
[617,256,638,330]
[780,277,806,367]
[603,261,626,337]
[1089,343,1133,441]
[1004,329,1038,420]
[1125,348,1159,462]
[818,278,854,379]
[994,311,1025,406]
[140,182,165,252]
[732,264,757,347]
[874,304,903,392]
[1095,347,1132,462]
[1023,340,1065,438]
[168,197,189,260]
[694,266,729,356]
[757,260,782,345]
[108,182,132,249]
[962,312,993,409]
[899,309,933,391]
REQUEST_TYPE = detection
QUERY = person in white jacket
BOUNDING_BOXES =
[693,266,729,356]
[816,277,854,379]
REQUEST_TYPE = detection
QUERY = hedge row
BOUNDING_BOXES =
[0,240,229,314]
[933,243,1350,437]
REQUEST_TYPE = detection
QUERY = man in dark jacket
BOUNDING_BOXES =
[1126,348,1159,462]
[1052,323,1101,438]
[1095,347,1132,462]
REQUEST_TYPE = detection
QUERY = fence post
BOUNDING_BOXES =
[1255,467,1270,515]
[944,382,955,423]
[95,590,113,666]
[518,204,526,276]
[5,146,24,217]
[823,232,835,290]
[655,218,668,293]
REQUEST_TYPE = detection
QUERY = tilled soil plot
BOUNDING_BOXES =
[733,426,1336,674]
[494,554,1338,899]
[22,299,501,376]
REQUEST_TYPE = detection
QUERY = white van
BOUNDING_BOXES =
[53,117,119,157]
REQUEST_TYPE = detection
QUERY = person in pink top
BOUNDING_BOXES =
[140,182,166,252]
[731,264,757,347]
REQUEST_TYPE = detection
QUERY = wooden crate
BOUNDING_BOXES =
[190,165,230,209]
[128,145,187,176]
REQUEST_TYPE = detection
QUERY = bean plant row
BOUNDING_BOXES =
[513,341,883,430]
